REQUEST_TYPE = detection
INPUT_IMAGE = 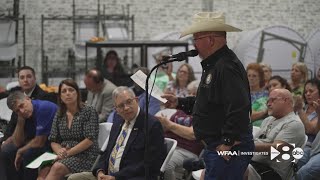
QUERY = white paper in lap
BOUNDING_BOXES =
[26,152,57,169]
[130,70,167,103]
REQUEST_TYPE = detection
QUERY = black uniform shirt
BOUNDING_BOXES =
[178,45,251,142]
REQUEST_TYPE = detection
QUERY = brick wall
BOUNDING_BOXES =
[0,0,319,83]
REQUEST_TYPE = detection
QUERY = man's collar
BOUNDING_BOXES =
[201,45,229,69]
[25,85,36,97]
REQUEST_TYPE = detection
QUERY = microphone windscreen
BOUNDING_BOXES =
[187,49,199,57]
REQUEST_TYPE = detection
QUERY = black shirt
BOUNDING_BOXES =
[177,45,251,142]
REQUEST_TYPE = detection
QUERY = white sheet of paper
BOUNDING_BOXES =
[130,70,167,103]
[26,152,57,169]
[155,109,177,119]
[0,98,12,121]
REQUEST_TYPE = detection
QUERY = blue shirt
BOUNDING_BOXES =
[25,100,57,140]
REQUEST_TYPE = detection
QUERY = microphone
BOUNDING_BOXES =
[164,49,198,61]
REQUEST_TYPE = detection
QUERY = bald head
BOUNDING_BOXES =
[268,89,294,119]
[272,89,293,105]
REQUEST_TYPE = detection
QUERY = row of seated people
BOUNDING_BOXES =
[156,60,319,178]
[3,64,199,177]
[153,59,319,179]
[185,88,319,180]
[0,81,167,180]
[1,61,319,179]
[246,62,320,179]
[250,85,320,180]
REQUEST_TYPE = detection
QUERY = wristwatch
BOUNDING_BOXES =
[223,137,235,146]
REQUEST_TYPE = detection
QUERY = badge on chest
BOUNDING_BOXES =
[205,73,212,85]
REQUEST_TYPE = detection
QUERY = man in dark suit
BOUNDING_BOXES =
[0,66,57,145]
[68,86,166,180]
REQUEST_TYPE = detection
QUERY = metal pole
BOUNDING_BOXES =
[41,15,45,83]
[23,15,26,66]
[85,43,88,71]
[72,0,76,43]
[97,0,100,36]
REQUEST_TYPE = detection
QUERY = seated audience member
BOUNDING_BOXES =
[260,63,272,88]
[107,67,161,122]
[152,50,176,91]
[247,63,269,127]
[250,75,292,125]
[157,80,203,180]
[68,86,166,180]
[294,79,320,146]
[102,50,131,86]
[267,75,292,92]
[37,79,99,180]
[1,66,57,145]
[296,99,320,179]
[250,89,305,180]
[290,62,308,96]
[84,68,117,122]
[158,111,203,180]
[0,91,58,180]
[164,63,196,97]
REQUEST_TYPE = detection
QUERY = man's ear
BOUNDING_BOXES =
[209,36,215,46]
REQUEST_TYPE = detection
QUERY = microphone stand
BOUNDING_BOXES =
[144,57,180,179]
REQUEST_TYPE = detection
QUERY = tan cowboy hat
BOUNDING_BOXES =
[180,12,242,38]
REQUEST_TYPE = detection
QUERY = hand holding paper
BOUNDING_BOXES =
[130,70,167,103]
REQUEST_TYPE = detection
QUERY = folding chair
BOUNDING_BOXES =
[91,122,113,170]
[159,138,177,180]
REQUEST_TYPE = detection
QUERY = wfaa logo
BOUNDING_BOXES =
[270,143,304,162]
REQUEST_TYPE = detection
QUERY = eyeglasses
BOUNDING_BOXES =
[178,70,189,74]
[115,98,136,110]
[267,97,285,104]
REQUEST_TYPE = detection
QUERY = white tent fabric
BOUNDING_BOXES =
[0,20,17,61]
[306,28,320,75]
[233,25,314,78]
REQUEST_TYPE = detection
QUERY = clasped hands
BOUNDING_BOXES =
[57,146,70,160]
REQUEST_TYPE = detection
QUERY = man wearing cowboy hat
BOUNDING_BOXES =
[162,12,254,180]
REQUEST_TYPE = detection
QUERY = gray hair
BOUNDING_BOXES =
[7,91,26,110]
[112,86,136,102]
[187,80,200,92]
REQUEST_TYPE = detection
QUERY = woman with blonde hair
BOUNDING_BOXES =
[290,62,308,96]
